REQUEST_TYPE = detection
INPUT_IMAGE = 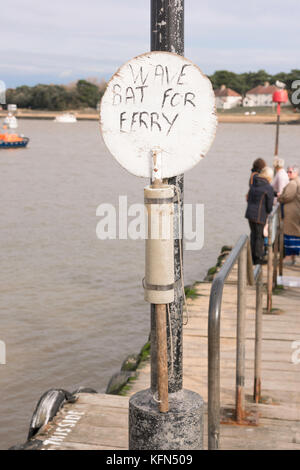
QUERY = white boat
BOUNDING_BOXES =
[54,113,77,123]
[4,113,18,129]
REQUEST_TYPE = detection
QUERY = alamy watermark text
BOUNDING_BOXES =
[96,196,204,250]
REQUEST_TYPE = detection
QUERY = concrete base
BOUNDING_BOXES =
[129,388,204,450]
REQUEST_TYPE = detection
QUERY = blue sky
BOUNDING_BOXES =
[1,0,299,88]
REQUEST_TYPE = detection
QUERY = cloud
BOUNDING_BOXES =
[0,0,299,86]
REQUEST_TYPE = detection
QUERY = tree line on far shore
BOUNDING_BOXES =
[6,79,106,111]
[5,69,300,111]
[208,69,300,100]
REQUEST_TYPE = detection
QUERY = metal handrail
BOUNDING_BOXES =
[266,203,282,312]
[208,234,262,450]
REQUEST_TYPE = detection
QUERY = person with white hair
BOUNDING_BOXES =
[272,158,289,196]
[278,165,300,266]
[245,166,274,265]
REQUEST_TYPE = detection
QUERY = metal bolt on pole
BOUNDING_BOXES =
[236,245,247,422]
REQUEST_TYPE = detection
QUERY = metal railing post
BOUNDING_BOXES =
[208,235,260,450]
[247,241,255,286]
[273,220,279,289]
[267,213,274,313]
[279,209,284,277]
[236,244,247,422]
[208,281,221,450]
[254,267,263,403]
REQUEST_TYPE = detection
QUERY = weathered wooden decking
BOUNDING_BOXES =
[34,261,300,450]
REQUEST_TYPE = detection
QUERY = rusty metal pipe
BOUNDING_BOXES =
[267,212,273,313]
[236,245,247,422]
[254,267,263,403]
[208,235,248,450]
[279,211,284,277]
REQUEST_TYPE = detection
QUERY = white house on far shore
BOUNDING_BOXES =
[243,82,290,107]
[214,85,242,109]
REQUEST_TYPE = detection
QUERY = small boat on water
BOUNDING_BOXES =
[54,113,77,123]
[0,128,29,148]
[4,113,18,129]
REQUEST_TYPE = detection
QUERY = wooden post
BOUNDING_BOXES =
[156,304,169,412]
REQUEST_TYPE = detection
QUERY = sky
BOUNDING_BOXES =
[1,0,299,88]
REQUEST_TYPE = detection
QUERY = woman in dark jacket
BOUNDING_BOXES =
[249,158,266,186]
[245,167,274,265]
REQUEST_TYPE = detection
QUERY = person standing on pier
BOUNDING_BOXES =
[272,158,289,201]
[245,166,274,265]
[249,158,267,186]
[278,165,300,266]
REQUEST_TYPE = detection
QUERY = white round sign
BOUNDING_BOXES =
[100,51,217,178]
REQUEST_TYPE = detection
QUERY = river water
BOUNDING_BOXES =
[0,119,299,448]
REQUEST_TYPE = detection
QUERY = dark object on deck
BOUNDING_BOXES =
[27,388,76,440]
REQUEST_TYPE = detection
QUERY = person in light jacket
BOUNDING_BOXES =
[245,167,274,265]
[272,158,289,199]
[278,165,300,266]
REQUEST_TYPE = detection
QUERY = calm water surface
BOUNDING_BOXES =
[0,119,299,448]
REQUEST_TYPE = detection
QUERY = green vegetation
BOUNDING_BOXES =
[118,376,138,396]
[137,340,151,364]
[184,285,201,299]
[207,266,217,276]
[273,284,284,295]
[5,79,106,111]
[106,339,151,396]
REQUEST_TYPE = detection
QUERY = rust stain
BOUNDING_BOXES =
[254,378,261,404]
[236,385,245,423]
[221,407,259,427]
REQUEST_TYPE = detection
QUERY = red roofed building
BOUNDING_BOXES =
[214,85,242,109]
[243,82,290,107]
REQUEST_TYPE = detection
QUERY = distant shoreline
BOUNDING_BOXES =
[0,110,299,124]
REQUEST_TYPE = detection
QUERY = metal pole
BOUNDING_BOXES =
[279,210,284,277]
[150,0,184,394]
[274,103,280,156]
[247,241,255,286]
[267,215,273,313]
[208,283,221,450]
[236,245,247,422]
[273,223,279,289]
[254,268,263,403]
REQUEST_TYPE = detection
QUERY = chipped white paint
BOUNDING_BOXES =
[41,410,85,449]
[100,51,217,178]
